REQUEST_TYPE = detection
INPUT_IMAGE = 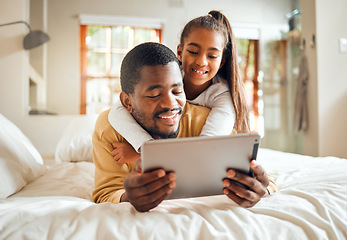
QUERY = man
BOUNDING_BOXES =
[92,42,276,212]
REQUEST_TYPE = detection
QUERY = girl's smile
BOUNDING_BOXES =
[192,68,208,76]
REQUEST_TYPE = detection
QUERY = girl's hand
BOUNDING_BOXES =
[111,142,140,165]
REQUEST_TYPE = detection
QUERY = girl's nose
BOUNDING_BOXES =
[195,54,207,66]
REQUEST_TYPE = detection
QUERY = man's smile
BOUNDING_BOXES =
[156,109,182,125]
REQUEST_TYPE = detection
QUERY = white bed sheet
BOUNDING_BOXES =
[1,149,346,240]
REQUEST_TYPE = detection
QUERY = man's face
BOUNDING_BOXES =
[122,62,186,139]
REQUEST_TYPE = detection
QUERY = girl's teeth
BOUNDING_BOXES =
[193,69,206,74]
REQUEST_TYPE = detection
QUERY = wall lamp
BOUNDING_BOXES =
[0,20,50,50]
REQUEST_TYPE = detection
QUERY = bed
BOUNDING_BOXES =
[1,114,346,240]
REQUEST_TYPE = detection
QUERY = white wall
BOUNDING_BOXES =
[0,0,28,120]
[315,0,347,158]
[300,0,319,157]
[0,0,79,156]
[300,0,347,158]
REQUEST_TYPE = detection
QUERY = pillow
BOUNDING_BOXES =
[55,115,98,162]
[0,114,46,198]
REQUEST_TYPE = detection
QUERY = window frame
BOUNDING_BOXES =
[79,15,164,114]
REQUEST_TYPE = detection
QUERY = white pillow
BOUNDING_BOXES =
[55,115,98,162]
[0,114,46,198]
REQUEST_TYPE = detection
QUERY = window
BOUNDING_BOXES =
[232,24,262,133]
[236,39,260,133]
[79,15,162,114]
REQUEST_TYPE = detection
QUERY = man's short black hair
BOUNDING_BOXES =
[120,42,180,94]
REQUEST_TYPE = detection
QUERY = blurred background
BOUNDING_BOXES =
[1,0,346,158]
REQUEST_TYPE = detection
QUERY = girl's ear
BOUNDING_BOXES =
[219,57,226,69]
[120,91,133,113]
[177,44,183,62]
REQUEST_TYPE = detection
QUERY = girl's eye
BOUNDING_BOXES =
[173,91,183,95]
[188,50,198,55]
[208,55,218,59]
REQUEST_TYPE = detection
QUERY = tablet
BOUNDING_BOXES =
[141,133,260,199]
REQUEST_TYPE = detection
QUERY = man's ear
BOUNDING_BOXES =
[177,44,183,62]
[120,91,133,113]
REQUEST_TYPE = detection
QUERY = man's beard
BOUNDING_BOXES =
[153,124,180,139]
[132,108,181,139]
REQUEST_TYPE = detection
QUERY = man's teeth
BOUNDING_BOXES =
[193,69,206,74]
[159,114,176,119]
[159,111,178,119]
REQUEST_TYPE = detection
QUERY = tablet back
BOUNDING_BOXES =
[141,133,260,199]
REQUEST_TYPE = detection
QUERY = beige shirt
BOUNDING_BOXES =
[92,103,211,204]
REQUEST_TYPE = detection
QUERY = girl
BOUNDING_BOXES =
[109,10,250,164]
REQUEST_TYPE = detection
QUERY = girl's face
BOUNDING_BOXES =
[177,27,225,88]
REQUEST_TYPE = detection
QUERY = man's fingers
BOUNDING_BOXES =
[226,169,259,190]
[135,183,173,209]
[250,160,269,187]
[223,188,256,208]
[226,169,267,197]
[132,190,171,212]
[124,171,176,212]
[124,170,164,189]
[223,179,260,203]
[130,174,175,199]
[224,162,270,208]
[124,171,176,198]
[134,158,142,173]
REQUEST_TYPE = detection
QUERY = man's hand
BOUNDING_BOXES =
[223,160,269,208]
[121,158,176,212]
[112,142,140,165]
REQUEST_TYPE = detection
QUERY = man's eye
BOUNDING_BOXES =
[188,50,198,55]
[147,95,160,99]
